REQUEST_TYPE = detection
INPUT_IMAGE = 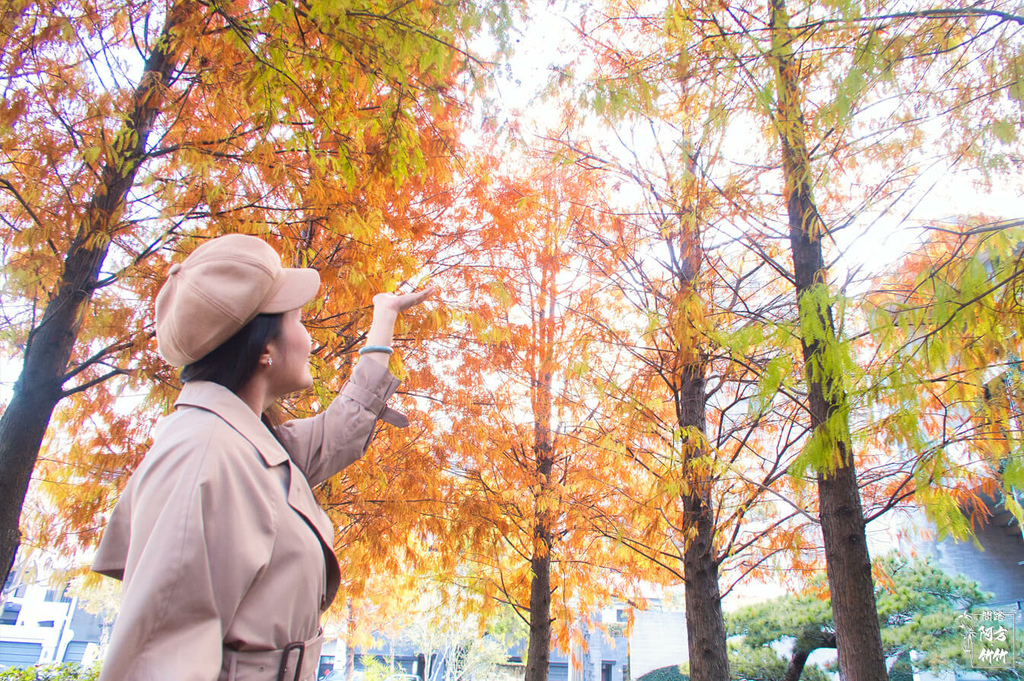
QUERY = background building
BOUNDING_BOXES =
[0,576,104,670]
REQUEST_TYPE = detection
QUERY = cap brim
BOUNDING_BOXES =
[260,268,321,313]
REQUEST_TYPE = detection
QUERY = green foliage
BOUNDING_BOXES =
[874,554,989,666]
[914,484,974,541]
[791,284,860,477]
[0,665,99,681]
[728,583,832,650]
[727,642,830,681]
[360,655,392,681]
[867,228,1024,540]
[727,553,994,679]
[636,664,688,681]
[888,653,914,681]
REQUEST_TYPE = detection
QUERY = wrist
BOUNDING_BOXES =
[365,311,396,352]
[358,345,394,356]
[371,306,400,324]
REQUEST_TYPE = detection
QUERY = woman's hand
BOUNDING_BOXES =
[372,285,436,316]
[361,285,436,366]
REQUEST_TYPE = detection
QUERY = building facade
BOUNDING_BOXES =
[0,579,103,670]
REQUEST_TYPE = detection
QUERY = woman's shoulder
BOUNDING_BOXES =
[137,406,266,481]
[157,405,252,450]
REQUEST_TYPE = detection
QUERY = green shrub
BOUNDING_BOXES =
[0,664,99,681]
[636,665,688,681]
[888,653,913,681]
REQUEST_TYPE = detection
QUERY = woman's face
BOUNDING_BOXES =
[266,308,314,397]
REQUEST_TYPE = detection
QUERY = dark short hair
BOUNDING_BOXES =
[180,313,284,393]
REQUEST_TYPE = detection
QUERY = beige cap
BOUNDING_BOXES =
[155,234,321,367]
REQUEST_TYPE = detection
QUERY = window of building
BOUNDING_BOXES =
[1,604,21,626]
[0,641,42,667]
[63,641,89,664]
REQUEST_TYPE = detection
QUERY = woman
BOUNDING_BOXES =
[93,233,431,681]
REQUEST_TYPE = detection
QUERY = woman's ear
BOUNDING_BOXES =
[259,345,274,368]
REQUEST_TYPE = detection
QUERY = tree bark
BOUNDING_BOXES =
[525,536,552,681]
[677,366,729,681]
[768,2,887,681]
[0,2,192,585]
[525,434,554,681]
[783,628,836,681]
[784,649,813,681]
[665,179,728,681]
[525,265,558,681]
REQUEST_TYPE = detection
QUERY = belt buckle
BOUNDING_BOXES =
[277,641,305,681]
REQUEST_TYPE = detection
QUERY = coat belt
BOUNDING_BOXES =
[221,632,323,681]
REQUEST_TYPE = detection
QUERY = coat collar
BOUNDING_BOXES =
[174,380,341,606]
[174,381,289,468]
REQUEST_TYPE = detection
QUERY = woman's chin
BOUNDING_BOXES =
[278,374,314,398]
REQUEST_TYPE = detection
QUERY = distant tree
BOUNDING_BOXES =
[544,16,820,681]
[725,645,829,681]
[726,554,994,681]
[401,594,527,681]
[865,225,1024,537]
[403,160,637,681]
[636,666,688,681]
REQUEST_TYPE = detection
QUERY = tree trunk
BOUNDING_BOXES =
[783,628,836,681]
[666,186,729,681]
[784,649,812,681]
[768,2,887,681]
[525,469,553,681]
[0,2,192,585]
[526,269,558,681]
[677,366,729,681]
[681,487,728,681]
[345,600,357,679]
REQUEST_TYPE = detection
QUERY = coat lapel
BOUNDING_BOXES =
[175,382,342,604]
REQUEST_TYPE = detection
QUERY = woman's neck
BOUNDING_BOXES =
[235,375,274,415]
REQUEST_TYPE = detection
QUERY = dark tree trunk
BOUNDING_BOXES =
[0,3,191,585]
[526,274,558,681]
[525,439,554,681]
[666,195,727,681]
[784,628,836,681]
[768,2,887,681]
[681,492,728,681]
[525,532,552,681]
[677,366,729,681]
[784,649,813,681]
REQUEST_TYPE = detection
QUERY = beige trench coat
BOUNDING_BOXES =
[93,359,407,681]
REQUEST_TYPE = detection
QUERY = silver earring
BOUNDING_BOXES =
[267,357,273,367]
